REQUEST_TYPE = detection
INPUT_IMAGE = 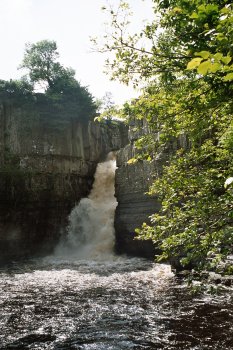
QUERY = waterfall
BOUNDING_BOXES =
[55,152,117,259]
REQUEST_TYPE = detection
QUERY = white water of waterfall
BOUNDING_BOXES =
[54,153,117,260]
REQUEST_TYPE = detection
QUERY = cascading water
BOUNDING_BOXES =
[55,152,117,259]
[0,155,232,349]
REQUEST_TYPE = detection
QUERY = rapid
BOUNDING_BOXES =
[0,155,232,349]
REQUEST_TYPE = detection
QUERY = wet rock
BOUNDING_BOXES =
[208,272,233,286]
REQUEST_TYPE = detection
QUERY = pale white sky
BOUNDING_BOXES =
[0,0,153,105]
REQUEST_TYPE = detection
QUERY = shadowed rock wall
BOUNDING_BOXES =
[115,144,162,258]
[114,118,188,258]
[0,102,128,262]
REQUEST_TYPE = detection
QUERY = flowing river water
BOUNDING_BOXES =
[0,156,232,349]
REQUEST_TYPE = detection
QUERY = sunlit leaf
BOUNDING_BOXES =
[187,57,203,70]
[127,158,138,164]
[221,56,231,65]
[209,62,221,73]
[223,72,233,81]
[197,61,211,75]
[190,12,198,19]
[214,53,223,61]
[195,51,210,59]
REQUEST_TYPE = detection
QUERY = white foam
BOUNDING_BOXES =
[55,154,117,260]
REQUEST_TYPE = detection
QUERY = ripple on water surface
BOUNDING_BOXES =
[0,256,232,349]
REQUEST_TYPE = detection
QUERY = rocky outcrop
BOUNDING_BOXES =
[114,118,187,258]
[0,102,128,263]
[115,145,162,258]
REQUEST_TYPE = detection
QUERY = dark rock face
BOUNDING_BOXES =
[0,171,93,262]
[0,103,128,263]
[114,119,186,259]
[115,144,162,258]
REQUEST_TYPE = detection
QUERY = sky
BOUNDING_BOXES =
[0,0,154,105]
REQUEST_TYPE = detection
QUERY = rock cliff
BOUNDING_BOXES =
[115,145,164,258]
[114,118,187,258]
[0,102,128,263]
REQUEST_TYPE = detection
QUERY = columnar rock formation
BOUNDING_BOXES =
[0,102,128,262]
[114,118,188,258]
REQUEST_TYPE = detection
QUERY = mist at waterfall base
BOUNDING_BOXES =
[0,157,232,349]
[54,153,117,260]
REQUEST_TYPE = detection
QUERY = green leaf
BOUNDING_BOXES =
[216,33,225,41]
[223,72,233,81]
[221,56,231,65]
[127,158,138,164]
[190,12,198,19]
[187,57,203,70]
[220,7,230,14]
[195,51,210,59]
[205,4,219,13]
[209,62,221,73]
[173,7,182,13]
[197,61,211,75]
[214,53,223,61]
[197,5,206,12]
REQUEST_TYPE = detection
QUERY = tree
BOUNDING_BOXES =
[97,92,116,117]
[97,0,233,86]
[19,40,75,90]
[0,78,34,106]
[19,40,97,122]
[99,0,233,275]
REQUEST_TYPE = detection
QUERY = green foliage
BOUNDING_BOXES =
[96,0,233,87]
[19,40,97,123]
[141,145,233,271]
[0,40,97,127]
[19,40,76,90]
[43,80,97,126]
[0,78,34,105]
[101,0,233,274]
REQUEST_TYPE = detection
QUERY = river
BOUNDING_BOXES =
[0,156,232,349]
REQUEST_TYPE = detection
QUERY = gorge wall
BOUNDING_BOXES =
[114,119,188,258]
[0,102,128,263]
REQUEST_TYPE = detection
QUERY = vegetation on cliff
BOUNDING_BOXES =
[100,0,233,274]
[0,40,97,127]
